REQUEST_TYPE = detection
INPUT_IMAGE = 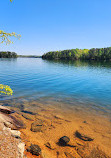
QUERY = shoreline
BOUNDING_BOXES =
[0,100,110,158]
[0,105,25,158]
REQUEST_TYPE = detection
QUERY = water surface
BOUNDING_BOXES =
[0,58,111,117]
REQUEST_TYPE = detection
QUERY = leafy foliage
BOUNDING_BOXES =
[0,51,17,58]
[0,84,13,96]
[42,47,111,61]
[0,30,21,45]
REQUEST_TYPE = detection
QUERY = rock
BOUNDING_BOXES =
[64,152,75,158]
[65,119,71,123]
[57,151,59,157]
[88,147,110,158]
[27,144,41,156]
[22,113,33,121]
[0,105,13,114]
[59,136,70,146]
[83,121,87,123]
[30,120,43,132]
[2,114,26,130]
[0,113,16,129]
[54,114,64,120]
[18,142,25,158]
[22,110,36,115]
[10,129,21,139]
[4,121,15,129]
[75,130,94,141]
[44,142,55,150]
[19,104,25,111]
[0,123,25,158]
[77,144,108,158]
[10,115,26,129]
[76,140,84,146]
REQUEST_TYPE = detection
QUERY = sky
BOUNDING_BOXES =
[0,0,111,55]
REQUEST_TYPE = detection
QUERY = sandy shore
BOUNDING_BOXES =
[3,99,110,158]
[0,99,111,158]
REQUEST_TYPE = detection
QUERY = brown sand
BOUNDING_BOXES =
[8,100,111,158]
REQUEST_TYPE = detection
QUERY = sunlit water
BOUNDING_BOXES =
[0,58,111,117]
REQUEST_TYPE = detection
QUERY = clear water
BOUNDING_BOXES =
[0,58,111,116]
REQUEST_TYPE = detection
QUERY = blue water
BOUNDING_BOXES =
[0,58,111,115]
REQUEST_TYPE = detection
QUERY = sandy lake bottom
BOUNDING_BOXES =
[1,98,111,158]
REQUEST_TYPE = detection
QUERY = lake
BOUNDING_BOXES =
[0,58,111,117]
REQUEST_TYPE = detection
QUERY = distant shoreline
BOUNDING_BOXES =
[42,47,111,61]
[18,55,42,58]
[0,52,42,58]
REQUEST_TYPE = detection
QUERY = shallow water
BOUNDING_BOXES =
[0,58,111,117]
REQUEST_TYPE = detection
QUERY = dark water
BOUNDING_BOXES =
[0,58,111,116]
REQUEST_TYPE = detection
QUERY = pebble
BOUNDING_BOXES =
[59,136,70,146]
[27,144,41,156]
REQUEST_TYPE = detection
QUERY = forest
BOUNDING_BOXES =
[0,51,17,58]
[42,47,111,61]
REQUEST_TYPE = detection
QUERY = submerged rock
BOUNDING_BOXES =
[30,119,43,132]
[0,105,12,114]
[22,113,34,121]
[64,152,75,158]
[10,115,26,129]
[27,144,41,156]
[44,142,56,150]
[83,121,87,123]
[19,104,25,111]
[75,130,94,141]
[59,136,70,146]
[2,114,26,130]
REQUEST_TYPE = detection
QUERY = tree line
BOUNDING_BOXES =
[0,51,17,58]
[42,47,111,61]
[18,55,42,58]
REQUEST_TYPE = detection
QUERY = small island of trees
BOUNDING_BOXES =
[0,51,17,58]
[42,47,111,61]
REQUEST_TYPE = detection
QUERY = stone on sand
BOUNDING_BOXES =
[27,144,41,156]
[44,141,56,150]
[59,136,70,146]
[30,119,44,132]
[75,130,94,141]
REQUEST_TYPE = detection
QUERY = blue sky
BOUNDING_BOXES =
[0,0,111,55]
